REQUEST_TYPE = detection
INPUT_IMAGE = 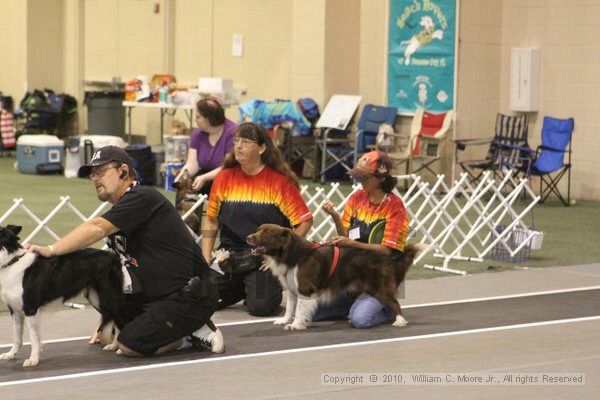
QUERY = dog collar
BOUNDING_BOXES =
[3,252,26,268]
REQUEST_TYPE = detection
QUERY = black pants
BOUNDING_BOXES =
[118,277,218,356]
[210,268,282,317]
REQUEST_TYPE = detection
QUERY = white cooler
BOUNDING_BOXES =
[79,135,127,164]
[17,135,64,174]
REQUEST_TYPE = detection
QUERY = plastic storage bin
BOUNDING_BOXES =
[163,161,185,191]
[17,134,64,174]
[165,135,189,163]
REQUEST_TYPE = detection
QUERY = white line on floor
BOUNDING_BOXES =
[401,284,600,309]
[1,284,599,349]
[1,315,599,388]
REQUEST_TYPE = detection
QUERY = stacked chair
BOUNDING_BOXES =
[376,108,454,178]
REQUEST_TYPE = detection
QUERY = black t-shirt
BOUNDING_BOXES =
[102,185,208,301]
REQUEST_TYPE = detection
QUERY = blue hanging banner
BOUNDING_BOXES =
[387,0,457,114]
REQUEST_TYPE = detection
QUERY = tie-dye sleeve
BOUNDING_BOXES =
[206,170,225,219]
[277,177,312,226]
[381,199,410,252]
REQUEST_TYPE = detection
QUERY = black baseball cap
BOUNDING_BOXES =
[78,145,135,178]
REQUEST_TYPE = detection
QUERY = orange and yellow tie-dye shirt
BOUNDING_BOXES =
[207,166,312,249]
[340,190,409,252]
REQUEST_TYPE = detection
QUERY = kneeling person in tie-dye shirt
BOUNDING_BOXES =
[319,150,410,328]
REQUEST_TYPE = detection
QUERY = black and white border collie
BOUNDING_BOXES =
[0,225,131,367]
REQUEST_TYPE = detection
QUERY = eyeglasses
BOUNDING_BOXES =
[89,164,119,179]
[233,137,258,146]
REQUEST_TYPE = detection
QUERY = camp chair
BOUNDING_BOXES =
[377,108,454,178]
[314,95,362,182]
[522,116,575,206]
[455,113,529,183]
[353,104,398,166]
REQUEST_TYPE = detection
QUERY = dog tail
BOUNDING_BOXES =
[394,243,426,286]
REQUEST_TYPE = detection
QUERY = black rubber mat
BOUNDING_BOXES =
[1,289,599,383]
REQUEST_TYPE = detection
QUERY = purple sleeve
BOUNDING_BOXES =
[189,129,203,150]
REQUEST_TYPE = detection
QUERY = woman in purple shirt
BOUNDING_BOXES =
[177,98,238,195]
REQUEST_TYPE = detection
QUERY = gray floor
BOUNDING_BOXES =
[1,263,599,399]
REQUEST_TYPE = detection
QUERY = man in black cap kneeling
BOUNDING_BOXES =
[27,145,224,356]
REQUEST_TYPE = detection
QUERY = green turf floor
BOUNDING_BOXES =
[1,154,598,288]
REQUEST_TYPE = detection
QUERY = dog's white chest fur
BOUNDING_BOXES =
[264,256,298,293]
[0,250,35,310]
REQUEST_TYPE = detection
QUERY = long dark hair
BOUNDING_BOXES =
[379,175,398,193]
[223,122,299,188]
[196,97,225,126]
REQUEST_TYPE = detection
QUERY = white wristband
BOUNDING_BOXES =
[47,245,56,257]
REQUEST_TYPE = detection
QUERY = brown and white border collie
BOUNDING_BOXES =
[245,223,421,331]
[0,225,134,367]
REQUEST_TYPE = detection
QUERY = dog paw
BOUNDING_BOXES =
[214,249,231,262]
[22,358,39,367]
[392,315,408,327]
[0,352,16,360]
[274,317,292,326]
[284,322,307,331]
[116,349,123,355]
[102,343,119,352]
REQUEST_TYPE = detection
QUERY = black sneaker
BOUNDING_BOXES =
[190,320,225,354]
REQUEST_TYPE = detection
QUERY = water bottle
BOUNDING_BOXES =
[159,82,169,103]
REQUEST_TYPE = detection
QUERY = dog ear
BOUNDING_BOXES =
[172,180,181,190]
[6,225,22,236]
[281,228,293,250]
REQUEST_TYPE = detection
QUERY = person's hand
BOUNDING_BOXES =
[25,244,53,258]
[329,236,354,247]
[321,201,339,217]
[192,175,207,191]
[259,259,270,272]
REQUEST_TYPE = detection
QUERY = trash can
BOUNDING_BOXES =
[84,91,125,136]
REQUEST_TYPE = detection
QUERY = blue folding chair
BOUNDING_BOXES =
[523,116,575,206]
[353,104,398,166]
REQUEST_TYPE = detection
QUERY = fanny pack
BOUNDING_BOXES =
[226,248,263,276]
